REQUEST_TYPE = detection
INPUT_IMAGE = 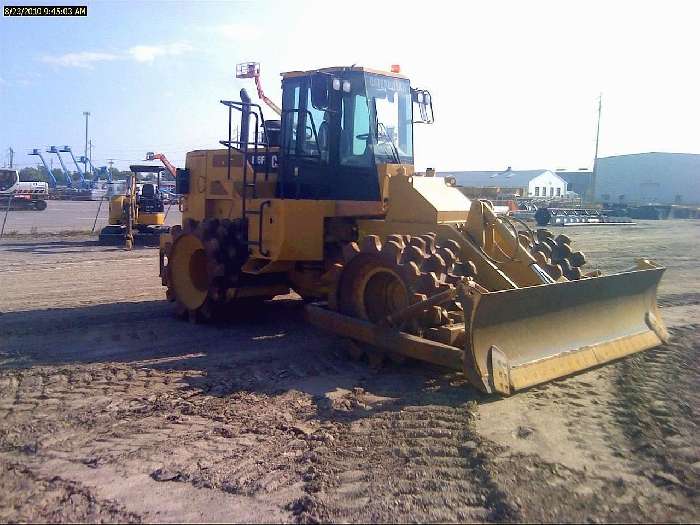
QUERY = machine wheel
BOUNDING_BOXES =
[33,200,47,211]
[163,218,247,322]
[330,233,476,364]
[525,228,588,280]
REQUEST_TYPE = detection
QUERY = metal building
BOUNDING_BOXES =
[555,169,593,199]
[595,152,700,205]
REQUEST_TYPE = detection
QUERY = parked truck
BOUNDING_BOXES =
[0,168,49,211]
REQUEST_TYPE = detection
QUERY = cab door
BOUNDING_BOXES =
[333,89,381,201]
[278,78,333,199]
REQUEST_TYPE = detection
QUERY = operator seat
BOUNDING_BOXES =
[141,183,155,198]
[263,120,281,147]
[139,183,164,213]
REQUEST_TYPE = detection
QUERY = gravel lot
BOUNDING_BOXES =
[0,220,698,523]
[0,200,181,235]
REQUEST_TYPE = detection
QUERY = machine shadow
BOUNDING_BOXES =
[1,239,101,254]
[0,297,495,418]
[0,239,164,255]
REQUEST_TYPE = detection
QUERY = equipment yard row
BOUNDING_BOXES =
[0,220,698,523]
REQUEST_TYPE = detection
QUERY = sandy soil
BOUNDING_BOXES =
[0,220,698,523]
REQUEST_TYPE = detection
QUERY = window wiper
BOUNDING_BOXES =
[376,122,401,164]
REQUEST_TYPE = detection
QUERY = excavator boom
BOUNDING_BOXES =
[145,152,177,179]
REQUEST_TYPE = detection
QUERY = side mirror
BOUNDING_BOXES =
[411,88,434,124]
[311,73,330,109]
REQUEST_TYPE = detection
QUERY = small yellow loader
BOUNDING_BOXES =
[160,64,667,395]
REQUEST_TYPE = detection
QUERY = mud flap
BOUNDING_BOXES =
[462,268,667,395]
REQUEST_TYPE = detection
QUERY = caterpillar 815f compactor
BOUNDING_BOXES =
[160,64,668,395]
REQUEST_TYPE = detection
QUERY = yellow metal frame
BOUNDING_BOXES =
[138,212,165,226]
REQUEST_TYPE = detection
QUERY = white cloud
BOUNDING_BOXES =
[40,51,119,68]
[128,42,193,63]
[210,23,261,41]
[39,42,193,68]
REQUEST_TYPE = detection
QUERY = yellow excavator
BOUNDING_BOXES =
[99,164,170,248]
[160,64,667,395]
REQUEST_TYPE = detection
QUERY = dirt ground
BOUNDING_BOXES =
[0,220,698,523]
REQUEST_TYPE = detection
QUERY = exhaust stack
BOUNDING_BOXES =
[239,88,251,151]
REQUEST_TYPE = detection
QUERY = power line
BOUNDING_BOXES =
[83,111,90,175]
[589,93,602,204]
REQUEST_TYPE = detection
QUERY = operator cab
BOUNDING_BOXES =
[129,165,166,214]
[277,67,433,201]
[0,169,19,193]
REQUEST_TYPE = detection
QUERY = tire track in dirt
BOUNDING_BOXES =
[480,324,700,522]
[0,459,141,523]
[290,374,519,524]
[658,292,700,308]
[0,329,373,522]
[612,325,700,498]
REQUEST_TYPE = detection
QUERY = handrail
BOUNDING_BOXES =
[256,200,271,256]
[219,98,275,252]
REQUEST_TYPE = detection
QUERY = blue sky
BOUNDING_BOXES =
[2,0,699,172]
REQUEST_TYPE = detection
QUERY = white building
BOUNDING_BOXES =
[441,168,571,200]
[528,170,568,199]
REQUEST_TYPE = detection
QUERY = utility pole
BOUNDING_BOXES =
[89,140,93,165]
[590,94,602,205]
[108,158,114,179]
[8,147,13,168]
[83,111,90,175]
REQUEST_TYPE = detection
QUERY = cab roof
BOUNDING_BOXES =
[281,66,408,81]
[129,164,167,174]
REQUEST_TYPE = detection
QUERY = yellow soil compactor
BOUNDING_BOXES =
[160,65,668,395]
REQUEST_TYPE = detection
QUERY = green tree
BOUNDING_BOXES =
[109,167,126,180]
[52,168,70,185]
[19,167,43,182]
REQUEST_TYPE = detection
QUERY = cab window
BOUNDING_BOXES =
[340,93,372,167]
[0,170,16,191]
[281,81,301,155]
[302,89,327,160]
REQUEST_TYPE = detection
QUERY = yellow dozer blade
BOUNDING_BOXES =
[306,266,667,396]
[306,187,669,395]
[463,267,668,395]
